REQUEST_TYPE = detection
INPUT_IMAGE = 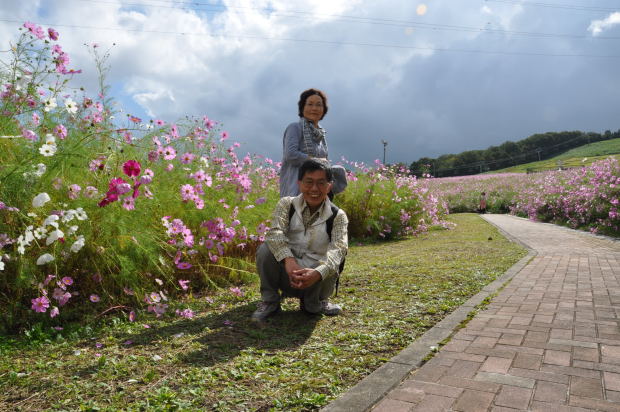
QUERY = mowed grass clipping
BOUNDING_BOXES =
[0,214,527,411]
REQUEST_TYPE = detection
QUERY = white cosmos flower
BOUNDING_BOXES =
[64,98,78,114]
[39,144,57,157]
[62,210,76,223]
[44,134,56,145]
[75,208,88,221]
[46,229,64,245]
[32,192,51,208]
[43,215,60,228]
[43,97,57,112]
[70,235,85,253]
[36,253,54,265]
[0,260,4,271]
[67,225,79,235]
[33,227,48,239]
[35,163,46,177]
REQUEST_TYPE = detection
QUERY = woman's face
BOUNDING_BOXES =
[302,94,325,125]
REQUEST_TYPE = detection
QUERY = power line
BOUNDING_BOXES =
[485,0,620,13]
[70,0,620,40]
[2,18,620,58]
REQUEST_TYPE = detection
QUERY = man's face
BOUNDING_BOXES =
[298,169,332,210]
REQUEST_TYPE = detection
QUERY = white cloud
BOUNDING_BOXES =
[589,12,620,36]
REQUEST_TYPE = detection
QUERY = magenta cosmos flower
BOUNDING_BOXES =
[31,296,50,313]
[122,160,141,177]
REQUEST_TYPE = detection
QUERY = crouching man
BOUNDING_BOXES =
[252,159,348,322]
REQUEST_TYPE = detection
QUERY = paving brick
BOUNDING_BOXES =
[570,376,603,399]
[400,380,463,398]
[541,364,601,379]
[534,380,568,403]
[509,367,570,384]
[480,357,512,374]
[550,328,573,340]
[572,346,599,362]
[490,407,523,412]
[443,339,471,352]
[443,352,487,363]
[494,385,532,410]
[448,359,484,379]
[602,345,620,358]
[410,365,448,383]
[372,398,414,412]
[438,376,501,393]
[410,394,454,412]
[606,390,620,403]
[498,333,524,346]
[475,372,535,389]
[471,336,499,348]
[388,388,425,404]
[513,353,542,370]
[604,371,620,392]
[569,395,620,412]
[453,389,495,412]
[544,350,572,366]
[527,331,549,342]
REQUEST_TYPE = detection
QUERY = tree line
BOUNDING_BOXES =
[409,129,620,177]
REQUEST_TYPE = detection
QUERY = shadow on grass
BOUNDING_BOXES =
[119,301,319,367]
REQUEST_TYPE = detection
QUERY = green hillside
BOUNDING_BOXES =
[490,138,620,173]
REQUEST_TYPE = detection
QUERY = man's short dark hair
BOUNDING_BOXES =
[297,88,328,120]
[298,159,333,182]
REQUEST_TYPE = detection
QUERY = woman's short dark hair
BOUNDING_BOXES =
[298,158,333,182]
[298,88,328,120]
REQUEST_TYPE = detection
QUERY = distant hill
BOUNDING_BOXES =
[409,129,620,177]
[490,138,620,173]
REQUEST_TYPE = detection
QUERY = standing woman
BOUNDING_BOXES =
[279,89,330,197]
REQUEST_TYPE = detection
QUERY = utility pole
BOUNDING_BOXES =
[381,139,388,165]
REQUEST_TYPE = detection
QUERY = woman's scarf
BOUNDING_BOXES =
[300,117,327,158]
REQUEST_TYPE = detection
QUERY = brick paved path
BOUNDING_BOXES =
[372,214,620,412]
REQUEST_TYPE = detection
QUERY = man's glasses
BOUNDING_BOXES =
[301,179,330,189]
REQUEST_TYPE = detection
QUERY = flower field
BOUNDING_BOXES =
[427,159,620,235]
[0,23,445,333]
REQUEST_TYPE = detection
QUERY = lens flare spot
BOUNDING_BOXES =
[416,4,428,15]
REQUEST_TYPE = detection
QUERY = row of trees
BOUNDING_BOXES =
[409,129,620,177]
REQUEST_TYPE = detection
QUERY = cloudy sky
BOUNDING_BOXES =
[1,0,619,165]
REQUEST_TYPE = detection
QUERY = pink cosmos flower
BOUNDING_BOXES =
[180,184,195,201]
[32,112,40,126]
[223,320,234,327]
[89,294,100,303]
[175,308,194,319]
[31,296,50,313]
[194,197,205,210]
[84,186,98,198]
[155,119,165,126]
[180,152,195,164]
[122,197,135,211]
[220,131,229,141]
[62,276,73,286]
[68,184,81,199]
[50,306,60,318]
[163,146,176,160]
[255,197,266,205]
[178,279,190,290]
[204,239,214,249]
[48,27,59,41]
[166,163,174,172]
[177,261,192,270]
[22,129,37,141]
[54,124,67,139]
[129,115,141,123]
[122,160,141,177]
[24,22,46,40]
[229,287,244,297]
[129,311,136,322]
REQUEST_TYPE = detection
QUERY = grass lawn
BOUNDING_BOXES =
[0,213,527,411]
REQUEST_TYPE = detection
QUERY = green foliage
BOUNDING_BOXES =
[0,214,526,411]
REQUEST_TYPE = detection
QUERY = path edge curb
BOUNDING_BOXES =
[321,215,535,412]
